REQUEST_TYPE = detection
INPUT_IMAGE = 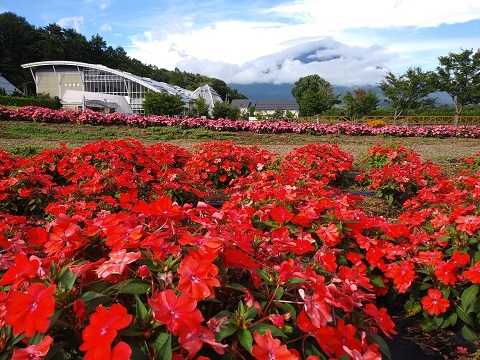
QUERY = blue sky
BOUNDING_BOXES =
[2,0,480,86]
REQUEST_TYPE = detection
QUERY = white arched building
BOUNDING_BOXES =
[22,61,222,115]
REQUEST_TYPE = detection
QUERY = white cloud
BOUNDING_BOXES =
[56,16,84,32]
[125,0,480,85]
[100,23,112,31]
[100,1,111,10]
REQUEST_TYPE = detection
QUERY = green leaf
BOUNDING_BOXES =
[244,306,258,320]
[447,312,457,327]
[79,291,110,305]
[461,324,479,342]
[256,269,273,283]
[420,316,443,332]
[238,328,253,353]
[57,267,77,291]
[109,279,151,295]
[135,295,149,321]
[277,302,297,321]
[404,298,422,317]
[284,277,305,285]
[226,283,247,291]
[237,301,245,317]
[455,305,474,326]
[149,332,171,360]
[275,286,284,301]
[368,275,385,288]
[249,324,286,338]
[461,284,479,311]
[216,324,238,342]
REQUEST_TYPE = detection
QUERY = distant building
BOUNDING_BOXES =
[22,61,222,115]
[0,73,21,95]
[254,99,299,117]
[230,98,253,115]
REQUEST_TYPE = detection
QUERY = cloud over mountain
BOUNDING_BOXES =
[175,38,393,86]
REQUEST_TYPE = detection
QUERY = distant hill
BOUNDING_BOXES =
[229,82,453,106]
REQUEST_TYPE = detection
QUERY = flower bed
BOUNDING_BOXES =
[0,137,479,359]
[2,106,480,138]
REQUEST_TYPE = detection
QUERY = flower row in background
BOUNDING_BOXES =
[0,139,479,359]
[2,105,480,138]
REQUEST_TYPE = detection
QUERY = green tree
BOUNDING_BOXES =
[212,101,240,120]
[189,97,209,118]
[379,67,436,124]
[436,49,480,126]
[291,74,337,119]
[86,34,107,64]
[271,108,284,120]
[0,12,40,93]
[143,91,185,116]
[285,110,295,119]
[229,105,240,120]
[342,88,380,122]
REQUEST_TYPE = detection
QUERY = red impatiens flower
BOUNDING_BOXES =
[251,329,299,360]
[178,325,228,357]
[177,257,220,300]
[385,261,416,293]
[421,289,450,316]
[315,223,341,246]
[95,249,142,279]
[455,215,480,235]
[79,304,132,360]
[434,261,458,286]
[5,283,56,337]
[364,303,397,339]
[12,335,53,360]
[464,260,480,283]
[0,253,40,288]
[73,299,87,321]
[298,289,332,328]
[148,289,203,336]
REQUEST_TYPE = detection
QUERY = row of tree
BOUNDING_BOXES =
[291,49,480,126]
[0,12,246,101]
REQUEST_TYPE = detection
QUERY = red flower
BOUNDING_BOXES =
[315,223,341,246]
[5,283,56,337]
[79,304,132,360]
[451,251,470,266]
[385,261,416,293]
[12,335,53,360]
[434,261,458,286]
[464,261,480,283]
[455,215,480,235]
[149,289,203,336]
[269,206,294,224]
[133,196,181,218]
[73,299,87,321]
[0,253,40,288]
[298,289,332,328]
[95,249,141,279]
[110,342,132,360]
[178,325,227,357]
[364,303,397,339]
[421,289,450,316]
[177,257,220,300]
[251,329,299,360]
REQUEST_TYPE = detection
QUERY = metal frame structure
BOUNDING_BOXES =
[21,61,221,115]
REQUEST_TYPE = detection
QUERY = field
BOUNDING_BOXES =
[1,116,480,359]
[1,120,480,177]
